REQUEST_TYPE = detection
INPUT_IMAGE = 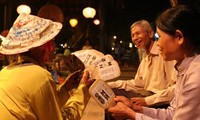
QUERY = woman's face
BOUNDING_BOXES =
[156,27,183,61]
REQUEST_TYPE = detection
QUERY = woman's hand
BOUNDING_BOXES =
[107,96,136,120]
[131,97,147,106]
[114,96,133,108]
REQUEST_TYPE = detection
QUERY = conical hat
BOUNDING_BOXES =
[0,13,62,55]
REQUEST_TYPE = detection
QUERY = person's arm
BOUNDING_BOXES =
[61,70,93,120]
[106,79,138,91]
[172,63,200,120]
[62,84,90,120]
[106,63,142,91]
[107,96,137,120]
[108,96,174,120]
[144,84,175,106]
[130,83,175,107]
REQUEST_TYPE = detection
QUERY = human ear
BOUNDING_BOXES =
[149,29,154,38]
[175,30,184,45]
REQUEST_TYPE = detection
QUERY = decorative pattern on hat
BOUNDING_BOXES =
[0,13,62,55]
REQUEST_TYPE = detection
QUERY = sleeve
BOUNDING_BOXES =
[62,84,90,120]
[106,79,139,91]
[145,84,175,105]
[135,106,173,120]
[145,60,177,106]
[172,63,200,120]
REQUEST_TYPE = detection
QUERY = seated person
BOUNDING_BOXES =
[108,5,200,120]
[0,14,93,120]
[107,20,176,108]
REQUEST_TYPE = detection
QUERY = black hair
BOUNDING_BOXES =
[156,5,200,46]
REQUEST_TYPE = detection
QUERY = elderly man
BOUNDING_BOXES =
[107,20,176,107]
[0,14,93,120]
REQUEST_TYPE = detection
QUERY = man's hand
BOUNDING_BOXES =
[80,70,94,87]
[108,96,136,120]
[131,97,147,106]
[114,96,133,108]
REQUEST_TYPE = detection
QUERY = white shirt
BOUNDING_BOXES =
[136,53,200,120]
[108,42,176,105]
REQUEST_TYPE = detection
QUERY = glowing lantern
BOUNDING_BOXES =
[69,18,78,27]
[82,7,96,18]
[17,4,31,14]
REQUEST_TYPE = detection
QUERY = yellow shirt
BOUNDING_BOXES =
[0,63,90,120]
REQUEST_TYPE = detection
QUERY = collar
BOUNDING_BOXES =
[149,41,159,55]
[175,47,200,74]
[8,55,39,67]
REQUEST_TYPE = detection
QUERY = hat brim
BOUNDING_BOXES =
[0,21,62,55]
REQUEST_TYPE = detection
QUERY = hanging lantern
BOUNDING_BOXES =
[17,4,31,14]
[93,19,100,25]
[37,4,64,23]
[69,18,78,27]
[82,7,96,18]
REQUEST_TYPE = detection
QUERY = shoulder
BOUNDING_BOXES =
[188,55,200,73]
[9,64,52,82]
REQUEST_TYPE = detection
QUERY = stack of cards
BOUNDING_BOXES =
[72,49,121,109]
[72,49,121,81]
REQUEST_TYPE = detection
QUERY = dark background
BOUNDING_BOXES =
[0,0,200,54]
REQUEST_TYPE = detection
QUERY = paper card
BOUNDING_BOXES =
[72,49,89,63]
[72,49,104,68]
[92,54,114,66]
[65,54,85,73]
[89,79,116,109]
[88,55,121,81]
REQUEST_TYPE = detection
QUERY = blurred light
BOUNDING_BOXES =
[154,32,159,40]
[63,43,68,48]
[82,7,96,18]
[60,44,64,48]
[93,19,100,25]
[69,18,78,27]
[113,36,117,39]
[17,4,31,14]
[112,47,115,50]
[129,43,133,48]
[120,41,122,43]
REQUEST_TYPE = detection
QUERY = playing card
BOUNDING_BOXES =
[88,55,121,81]
[72,49,104,68]
[89,79,116,109]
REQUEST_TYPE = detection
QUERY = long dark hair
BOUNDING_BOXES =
[156,5,200,47]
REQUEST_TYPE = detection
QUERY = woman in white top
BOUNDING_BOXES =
[108,5,200,120]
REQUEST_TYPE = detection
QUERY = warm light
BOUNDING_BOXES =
[113,36,117,39]
[69,18,78,27]
[129,43,133,48]
[112,47,115,50]
[17,4,31,14]
[154,32,159,39]
[82,7,96,18]
[93,19,100,25]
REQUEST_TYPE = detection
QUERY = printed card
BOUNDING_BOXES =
[88,55,121,81]
[89,79,116,109]
[72,49,104,68]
